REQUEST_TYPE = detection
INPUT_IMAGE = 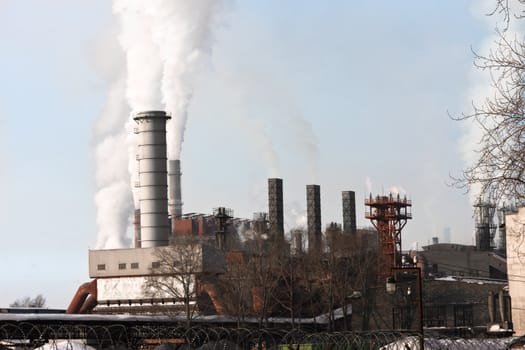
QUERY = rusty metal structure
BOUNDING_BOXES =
[66,280,98,314]
[268,178,284,241]
[365,193,412,275]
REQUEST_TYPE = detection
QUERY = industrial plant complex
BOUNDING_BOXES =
[0,106,521,348]
[0,105,523,349]
[53,110,518,340]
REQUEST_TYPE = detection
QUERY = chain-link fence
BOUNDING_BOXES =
[0,323,521,349]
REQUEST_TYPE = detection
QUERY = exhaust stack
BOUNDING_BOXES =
[168,159,183,233]
[306,184,322,253]
[134,111,170,248]
[342,191,357,234]
[268,178,284,241]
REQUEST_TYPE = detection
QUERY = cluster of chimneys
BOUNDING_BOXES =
[132,110,358,250]
[268,179,357,252]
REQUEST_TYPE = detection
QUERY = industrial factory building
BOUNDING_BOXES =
[69,110,366,319]
[65,110,517,336]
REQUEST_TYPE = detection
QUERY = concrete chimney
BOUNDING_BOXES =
[342,191,356,234]
[168,159,183,233]
[268,178,284,241]
[306,184,322,253]
[134,111,170,248]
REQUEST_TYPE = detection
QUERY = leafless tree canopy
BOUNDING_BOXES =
[144,236,203,325]
[454,2,525,203]
[10,295,46,308]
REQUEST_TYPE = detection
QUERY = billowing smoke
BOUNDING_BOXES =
[285,200,307,231]
[286,109,319,183]
[365,176,372,194]
[390,185,406,197]
[113,0,224,160]
[94,1,224,248]
[94,78,134,249]
[91,21,134,249]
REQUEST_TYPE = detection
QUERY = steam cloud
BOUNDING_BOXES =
[95,1,224,248]
[114,0,224,160]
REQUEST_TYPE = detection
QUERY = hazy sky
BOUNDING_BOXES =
[0,1,498,307]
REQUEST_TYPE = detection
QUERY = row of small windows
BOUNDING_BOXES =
[97,262,159,271]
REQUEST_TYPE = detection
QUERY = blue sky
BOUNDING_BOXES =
[0,1,495,307]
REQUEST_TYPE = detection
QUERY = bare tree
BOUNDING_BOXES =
[246,234,279,327]
[217,251,251,326]
[144,236,203,327]
[454,2,525,203]
[10,295,46,308]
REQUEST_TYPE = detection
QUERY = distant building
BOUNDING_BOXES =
[419,243,507,279]
[85,244,224,314]
[505,207,525,335]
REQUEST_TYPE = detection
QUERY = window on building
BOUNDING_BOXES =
[97,264,106,271]
[118,263,126,270]
[454,304,474,327]
[152,261,160,269]
[131,262,139,269]
[424,305,447,327]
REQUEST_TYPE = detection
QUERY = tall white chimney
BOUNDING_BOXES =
[134,111,170,247]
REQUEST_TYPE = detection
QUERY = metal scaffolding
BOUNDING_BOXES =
[365,193,412,276]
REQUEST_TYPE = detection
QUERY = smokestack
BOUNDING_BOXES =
[134,209,141,248]
[292,229,303,255]
[306,184,322,253]
[134,111,171,248]
[342,191,356,234]
[168,159,183,233]
[268,178,284,241]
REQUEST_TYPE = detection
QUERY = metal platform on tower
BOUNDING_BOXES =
[365,193,412,276]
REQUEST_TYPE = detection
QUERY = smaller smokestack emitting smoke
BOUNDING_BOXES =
[94,1,224,248]
[168,159,183,233]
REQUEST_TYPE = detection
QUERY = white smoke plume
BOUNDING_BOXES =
[390,185,406,197]
[91,21,135,249]
[285,200,307,231]
[94,1,225,248]
[285,109,319,183]
[113,1,163,111]
[113,0,225,160]
[94,78,133,249]
[365,176,372,195]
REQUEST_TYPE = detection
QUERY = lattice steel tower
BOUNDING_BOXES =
[365,193,412,275]
[474,197,496,251]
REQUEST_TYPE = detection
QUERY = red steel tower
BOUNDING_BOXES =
[365,193,412,276]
